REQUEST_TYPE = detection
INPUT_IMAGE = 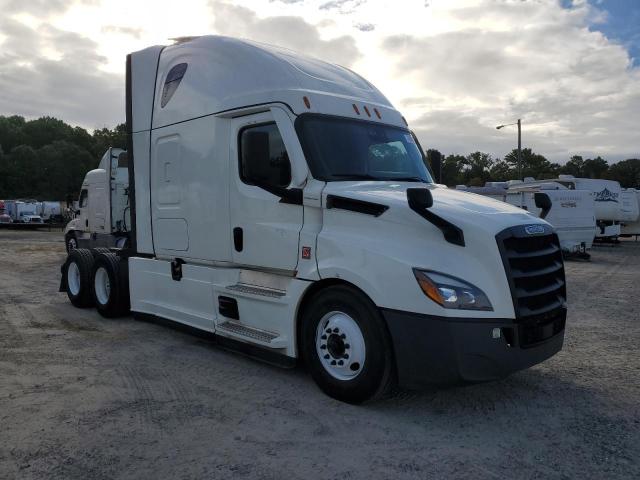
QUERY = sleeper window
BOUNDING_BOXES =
[161,63,188,108]
[239,123,291,188]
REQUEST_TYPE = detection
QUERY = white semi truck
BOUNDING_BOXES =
[64,147,131,251]
[60,36,567,403]
[4,200,44,224]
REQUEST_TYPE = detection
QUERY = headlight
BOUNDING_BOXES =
[413,269,493,311]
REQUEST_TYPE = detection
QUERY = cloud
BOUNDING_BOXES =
[1,0,96,16]
[100,25,143,38]
[0,18,123,129]
[210,1,360,67]
[354,22,375,32]
[383,1,640,162]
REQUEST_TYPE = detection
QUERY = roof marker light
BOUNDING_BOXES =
[303,96,311,109]
[363,106,371,117]
[374,108,381,119]
[352,104,360,115]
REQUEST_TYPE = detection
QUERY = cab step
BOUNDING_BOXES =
[225,283,286,298]
[217,320,287,348]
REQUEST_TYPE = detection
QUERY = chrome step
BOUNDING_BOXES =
[226,283,286,298]
[217,321,286,348]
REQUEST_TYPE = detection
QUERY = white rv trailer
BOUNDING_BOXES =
[60,36,567,403]
[552,175,622,239]
[506,181,596,254]
[37,201,64,222]
[620,188,640,237]
[64,148,131,251]
[458,182,597,255]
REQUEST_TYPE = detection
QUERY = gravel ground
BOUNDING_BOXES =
[0,230,639,479]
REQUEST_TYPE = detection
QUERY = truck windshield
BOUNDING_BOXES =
[296,115,433,183]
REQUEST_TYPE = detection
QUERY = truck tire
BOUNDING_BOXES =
[91,252,130,318]
[300,285,395,404]
[65,232,78,252]
[91,247,112,258]
[64,248,95,308]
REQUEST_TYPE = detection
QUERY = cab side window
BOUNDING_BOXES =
[79,189,88,208]
[239,123,291,188]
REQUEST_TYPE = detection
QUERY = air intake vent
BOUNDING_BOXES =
[497,225,567,347]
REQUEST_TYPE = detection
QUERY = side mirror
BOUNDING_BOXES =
[534,192,552,219]
[407,187,433,210]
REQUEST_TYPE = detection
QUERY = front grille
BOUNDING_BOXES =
[497,225,567,347]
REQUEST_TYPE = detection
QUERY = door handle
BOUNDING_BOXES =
[233,227,243,252]
[85,219,88,228]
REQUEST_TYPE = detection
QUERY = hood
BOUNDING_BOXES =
[322,181,540,236]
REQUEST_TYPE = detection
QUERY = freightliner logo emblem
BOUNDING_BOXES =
[524,224,546,235]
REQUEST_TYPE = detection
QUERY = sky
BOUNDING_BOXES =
[0,0,638,163]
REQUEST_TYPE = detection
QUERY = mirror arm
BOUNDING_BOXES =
[255,182,303,205]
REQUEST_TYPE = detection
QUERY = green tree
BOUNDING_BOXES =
[440,154,466,186]
[582,156,609,179]
[489,160,514,181]
[562,155,585,176]
[92,123,127,157]
[504,148,554,180]
[606,159,640,188]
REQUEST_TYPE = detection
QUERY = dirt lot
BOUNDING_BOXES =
[0,230,638,479]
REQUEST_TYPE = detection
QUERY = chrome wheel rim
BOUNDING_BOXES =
[315,311,366,380]
[94,267,111,306]
[67,261,81,296]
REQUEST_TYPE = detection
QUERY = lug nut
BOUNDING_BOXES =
[324,354,330,359]
[338,360,344,366]
[320,344,326,350]
[340,333,346,339]
[331,360,337,366]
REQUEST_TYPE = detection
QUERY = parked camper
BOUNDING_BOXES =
[552,175,622,239]
[64,147,131,252]
[60,36,567,403]
[38,201,64,223]
[620,188,640,237]
[506,181,596,255]
[459,181,597,256]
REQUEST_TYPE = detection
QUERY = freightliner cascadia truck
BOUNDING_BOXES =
[60,36,567,403]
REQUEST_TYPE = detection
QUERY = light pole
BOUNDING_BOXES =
[496,119,522,179]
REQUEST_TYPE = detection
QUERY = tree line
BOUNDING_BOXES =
[0,115,638,201]
[427,149,640,188]
[0,115,126,202]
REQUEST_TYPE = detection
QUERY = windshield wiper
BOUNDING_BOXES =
[330,174,380,180]
[382,176,428,183]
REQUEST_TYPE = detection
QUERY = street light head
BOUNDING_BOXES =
[496,125,504,130]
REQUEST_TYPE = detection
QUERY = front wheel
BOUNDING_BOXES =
[65,232,78,253]
[301,285,395,404]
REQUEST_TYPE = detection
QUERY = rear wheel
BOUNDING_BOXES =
[301,285,395,404]
[91,253,130,318]
[64,249,95,307]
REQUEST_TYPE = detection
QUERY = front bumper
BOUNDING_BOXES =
[382,308,565,389]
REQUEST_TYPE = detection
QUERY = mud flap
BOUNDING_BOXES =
[59,261,68,292]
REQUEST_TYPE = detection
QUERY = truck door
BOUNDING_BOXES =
[229,110,304,271]
[88,178,107,233]
[78,189,89,232]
